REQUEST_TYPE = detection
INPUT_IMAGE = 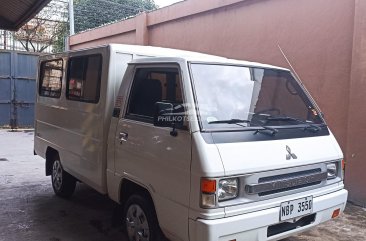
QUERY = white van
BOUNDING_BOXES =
[34,44,348,241]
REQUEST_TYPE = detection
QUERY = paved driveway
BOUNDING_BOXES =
[0,129,365,241]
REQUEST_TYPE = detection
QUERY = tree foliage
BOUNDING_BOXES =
[74,0,157,33]
[12,1,68,53]
[53,21,69,53]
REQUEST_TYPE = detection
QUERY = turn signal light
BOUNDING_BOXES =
[332,208,341,219]
[201,179,216,193]
[342,159,345,170]
[201,179,217,208]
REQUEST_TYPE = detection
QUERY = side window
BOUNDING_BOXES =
[127,67,184,125]
[39,59,63,98]
[66,55,102,103]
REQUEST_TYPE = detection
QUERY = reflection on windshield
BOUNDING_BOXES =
[190,64,324,130]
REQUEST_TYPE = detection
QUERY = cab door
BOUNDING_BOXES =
[115,64,191,241]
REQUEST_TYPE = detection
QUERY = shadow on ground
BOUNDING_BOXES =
[0,183,127,241]
[283,204,366,241]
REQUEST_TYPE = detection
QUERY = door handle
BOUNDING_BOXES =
[119,132,128,143]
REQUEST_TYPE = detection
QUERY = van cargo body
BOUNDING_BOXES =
[34,44,347,241]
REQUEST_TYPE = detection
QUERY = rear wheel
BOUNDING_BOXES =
[51,157,76,198]
[123,194,163,241]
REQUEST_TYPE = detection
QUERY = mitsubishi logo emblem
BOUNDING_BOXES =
[286,145,297,160]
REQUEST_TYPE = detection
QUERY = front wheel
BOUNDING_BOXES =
[123,194,163,241]
[51,157,76,198]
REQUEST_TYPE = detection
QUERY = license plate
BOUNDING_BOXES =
[280,196,313,221]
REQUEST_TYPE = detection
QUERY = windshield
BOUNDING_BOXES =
[190,63,324,131]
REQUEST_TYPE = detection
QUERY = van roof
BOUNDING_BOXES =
[55,44,289,71]
[108,44,288,71]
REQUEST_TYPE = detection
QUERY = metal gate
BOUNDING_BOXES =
[0,50,39,128]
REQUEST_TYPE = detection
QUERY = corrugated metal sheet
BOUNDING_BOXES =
[0,0,51,30]
[0,52,11,125]
[0,50,39,127]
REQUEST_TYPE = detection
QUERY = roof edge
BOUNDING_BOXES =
[12,0,52,31]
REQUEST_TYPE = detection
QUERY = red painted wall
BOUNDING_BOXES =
[345,0,366,205]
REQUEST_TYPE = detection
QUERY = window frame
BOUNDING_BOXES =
[125,65,186,126]
[39,58,64,98]
[188,61,326,132]
[66,54,103,104]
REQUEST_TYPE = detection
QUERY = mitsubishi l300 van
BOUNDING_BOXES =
[34,44,348,241]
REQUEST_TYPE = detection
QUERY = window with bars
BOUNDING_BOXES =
[66,55,102,103]
[39,59,63,98]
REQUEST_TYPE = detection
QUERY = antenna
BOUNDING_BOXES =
[277,44,324,117]
[277,44,303,84]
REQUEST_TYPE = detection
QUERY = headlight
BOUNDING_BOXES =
[218,178,238,201]
[327,163,337,179]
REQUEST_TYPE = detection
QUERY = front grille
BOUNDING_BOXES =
[259,169,321,183]
[259,181,321,196]
[267,214,316,237]
[245,168,327,196]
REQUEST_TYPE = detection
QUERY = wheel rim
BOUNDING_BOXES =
[126,204,150,241]
[52,160,63,191]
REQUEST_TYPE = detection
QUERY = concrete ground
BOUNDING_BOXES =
[0,129,365,241]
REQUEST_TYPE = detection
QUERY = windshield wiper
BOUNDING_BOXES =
[208,119,278,135]
[253,125,278,136]
[265,116,324,132]
[208,119,251,127]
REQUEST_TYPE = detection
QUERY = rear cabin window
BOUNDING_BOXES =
[66,55,102,103]
[39,59,63,98]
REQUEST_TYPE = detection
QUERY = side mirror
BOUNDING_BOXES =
[154,102,174,127]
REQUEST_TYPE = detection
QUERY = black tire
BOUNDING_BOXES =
[123,193,164,241]
[51,155,76,198]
